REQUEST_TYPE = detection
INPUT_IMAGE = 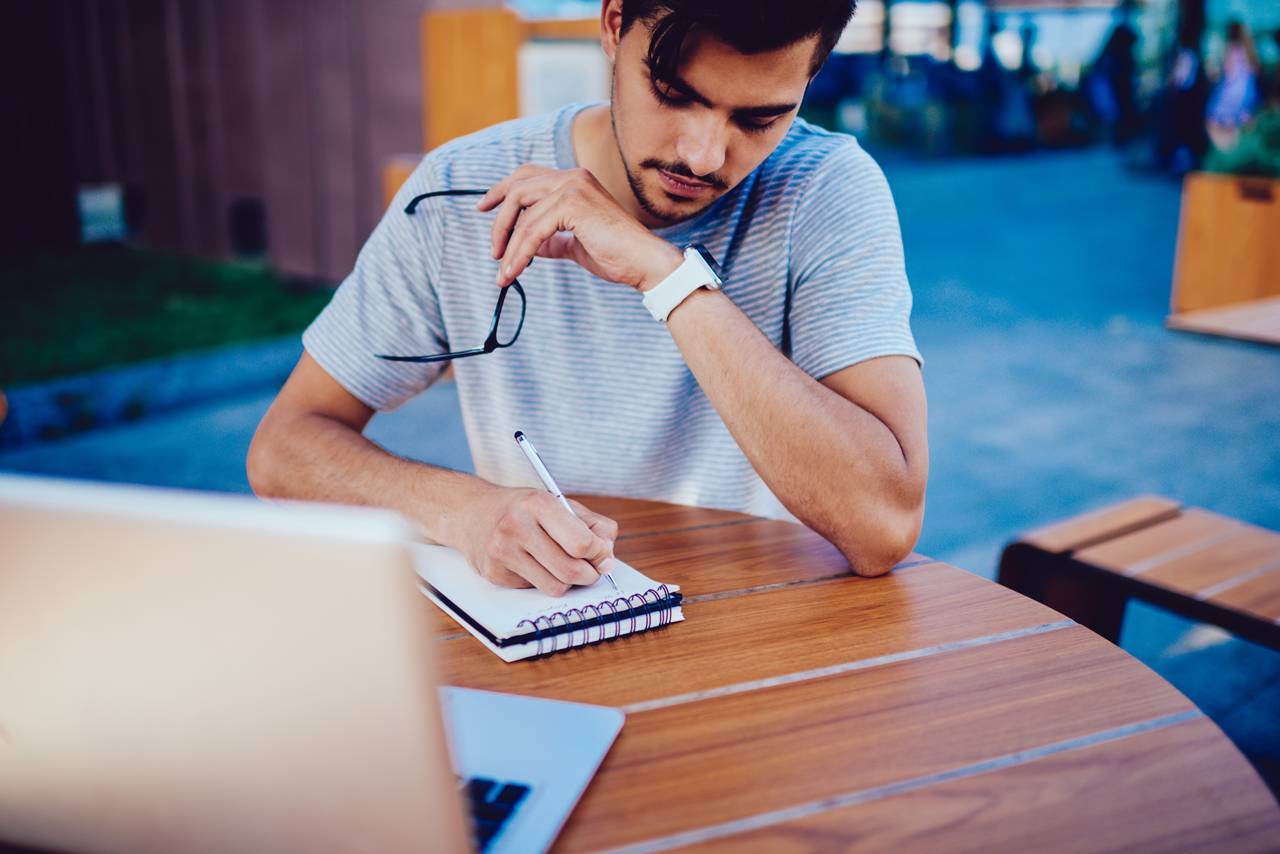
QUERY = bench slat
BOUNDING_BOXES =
[1139,526,1280,599]
[1210,563,1280,622]
[1074,509,1241,576]
[1022,496,1181,554]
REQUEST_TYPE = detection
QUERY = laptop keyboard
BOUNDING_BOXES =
[463,776,532,851]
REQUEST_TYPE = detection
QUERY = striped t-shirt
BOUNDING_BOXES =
[303,102,920,519]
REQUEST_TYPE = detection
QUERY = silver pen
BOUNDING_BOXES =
[514,431,619,592]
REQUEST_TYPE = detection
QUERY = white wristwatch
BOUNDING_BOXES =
[642,244,723,323]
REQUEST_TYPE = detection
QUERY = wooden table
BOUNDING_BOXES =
[434,498,1280,852]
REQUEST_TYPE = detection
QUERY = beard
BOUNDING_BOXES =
[609,80,729,226]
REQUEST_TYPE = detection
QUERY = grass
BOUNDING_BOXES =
[1,245,331,387]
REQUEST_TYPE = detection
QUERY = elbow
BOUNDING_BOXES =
[834,502,924,579]
[246,418,283,499]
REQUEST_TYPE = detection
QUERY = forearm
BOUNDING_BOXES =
[666,289,921,574]
[247,410,493,549]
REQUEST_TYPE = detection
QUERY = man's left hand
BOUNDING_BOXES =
[476,165,682,292]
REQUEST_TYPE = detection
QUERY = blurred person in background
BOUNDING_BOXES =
[978,18,1035,151]
[1206,20,1260,151]
[1154,21,1210,176]
[1086,19,1139,145]
[248,0,929,591]
[1265,30,1280,106]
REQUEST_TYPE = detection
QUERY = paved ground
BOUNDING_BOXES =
[4,147,1278,788]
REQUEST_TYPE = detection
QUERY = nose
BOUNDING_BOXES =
[675,112,728,179]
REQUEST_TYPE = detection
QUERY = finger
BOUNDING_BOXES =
[475,176,512,213]
[481,562,533,589]
[490,173,563,263]
[524,526,600,587]
[489,187,529,260]
[534,495,613,567]
[499,198,563,286]
[503,547,572,597]
[568,501,620,550]
[477,163,554,212]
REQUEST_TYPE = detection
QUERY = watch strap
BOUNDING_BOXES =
[642,245,722,323]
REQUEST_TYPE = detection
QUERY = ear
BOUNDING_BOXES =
[600,0,624,63]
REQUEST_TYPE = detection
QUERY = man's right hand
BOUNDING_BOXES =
[456,486,619,597]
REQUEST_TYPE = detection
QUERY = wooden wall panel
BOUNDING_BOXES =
[128,0,185,250]
[83,0,121,181]
[214,0,268,202]
[358,0,429,234]
[172,0,224,256]
[162,0,201,251]
[0,2,78,255]
[258,0,317,277]
[309,0,361,281]
[59,1,103,185]
[6,0,507,277]
[101,1,147,192]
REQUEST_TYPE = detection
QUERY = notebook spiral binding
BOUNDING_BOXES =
[515,584,674,657]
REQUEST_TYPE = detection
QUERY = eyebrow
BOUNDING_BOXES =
[651,66,798,118]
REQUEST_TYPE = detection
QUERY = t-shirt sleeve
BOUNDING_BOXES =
[785,141,922,380]
[301,160,450,412]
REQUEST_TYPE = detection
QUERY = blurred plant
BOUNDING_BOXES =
[1204,108,1280,178]
[0,245,330,387]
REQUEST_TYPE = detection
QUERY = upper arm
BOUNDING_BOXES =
[263,351,375,434]
[820,355,928,505]
[247,351,375,496]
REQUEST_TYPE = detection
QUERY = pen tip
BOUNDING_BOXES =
[513,430,524,441]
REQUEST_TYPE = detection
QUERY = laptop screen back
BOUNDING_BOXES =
[0,476,469,854]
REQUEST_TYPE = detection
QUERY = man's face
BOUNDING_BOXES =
[606,16,817,226]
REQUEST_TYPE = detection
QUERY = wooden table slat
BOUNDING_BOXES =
[678,717,1280,853]
[570,495,760,538]
[615,517,850,597]
[1022,495,1182,554]
[553,626,1198,852]
[437,563,1064,708]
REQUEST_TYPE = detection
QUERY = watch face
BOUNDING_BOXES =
[690,244,723,279]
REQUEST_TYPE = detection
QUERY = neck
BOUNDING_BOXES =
[571,104,666,230]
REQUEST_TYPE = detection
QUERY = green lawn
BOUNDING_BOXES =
[1,245,331,387]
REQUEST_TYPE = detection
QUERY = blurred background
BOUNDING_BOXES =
[2,0,1278,788]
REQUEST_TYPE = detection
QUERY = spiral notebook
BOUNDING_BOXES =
[413,544,684,662]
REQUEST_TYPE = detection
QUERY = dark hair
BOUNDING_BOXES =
[621,0,856,81]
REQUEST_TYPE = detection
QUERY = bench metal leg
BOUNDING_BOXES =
[999,545,1129,644]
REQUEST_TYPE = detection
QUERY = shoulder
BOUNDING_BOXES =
[757,119,889,197]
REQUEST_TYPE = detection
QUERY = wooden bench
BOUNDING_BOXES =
[998,496,1280,650]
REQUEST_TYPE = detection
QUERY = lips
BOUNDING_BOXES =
[657,169,712,199]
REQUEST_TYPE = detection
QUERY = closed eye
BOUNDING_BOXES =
[652,80,781,134]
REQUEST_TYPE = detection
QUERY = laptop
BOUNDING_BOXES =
[0,474,623,853]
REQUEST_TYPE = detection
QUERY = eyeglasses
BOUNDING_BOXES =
[375,189,526,365]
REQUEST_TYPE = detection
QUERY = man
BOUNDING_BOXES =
[248,0,927,594]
